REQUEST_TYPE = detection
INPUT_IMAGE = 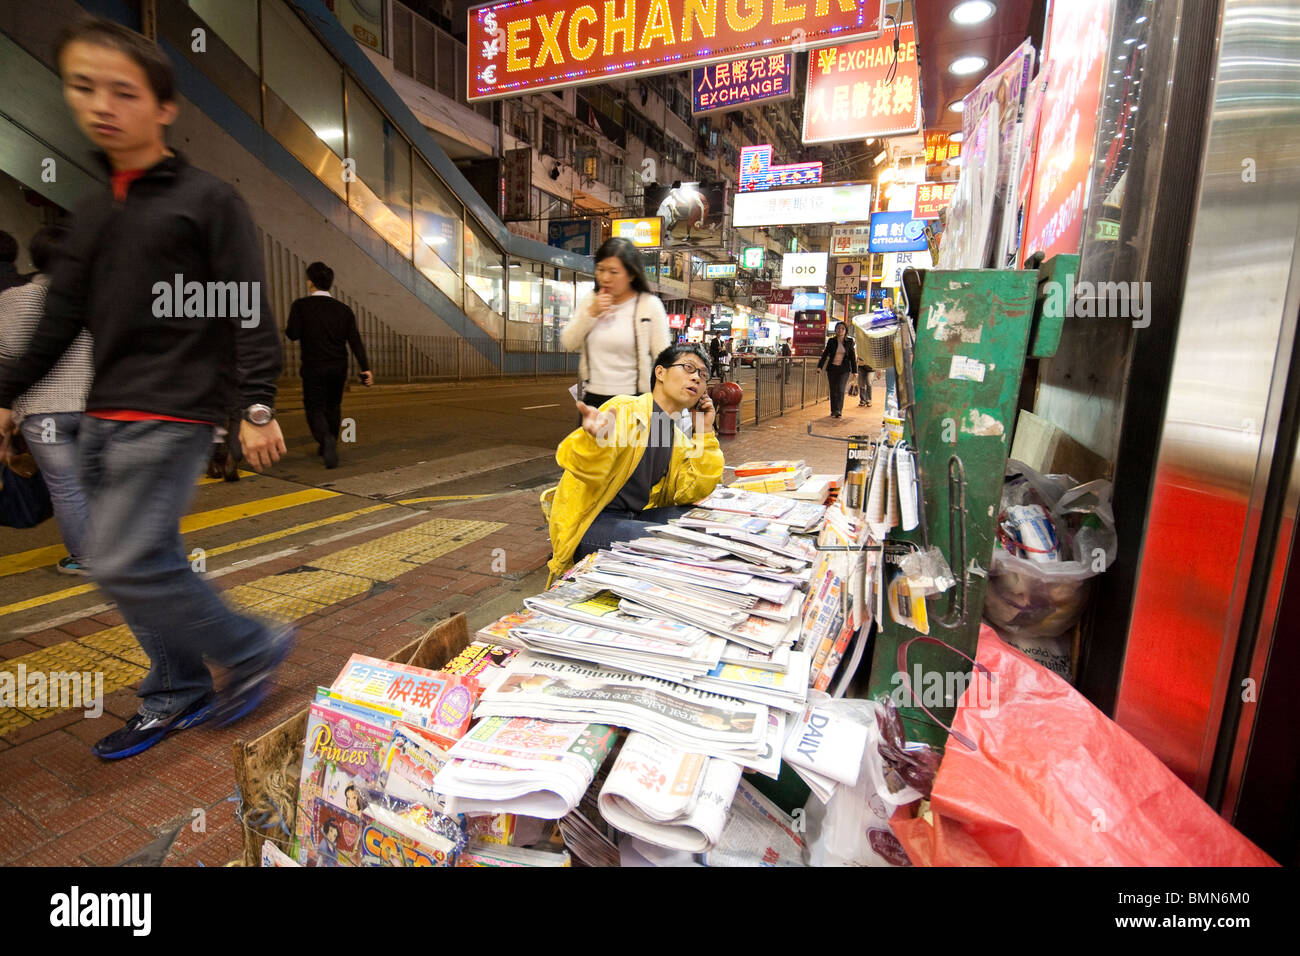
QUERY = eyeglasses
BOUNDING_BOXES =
[669,363,709,381]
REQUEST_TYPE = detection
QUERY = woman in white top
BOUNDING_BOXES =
[561,237,671,409]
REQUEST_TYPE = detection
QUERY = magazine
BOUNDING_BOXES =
[676,508,774,536]
[597,732,744,852]
[698,487,797,520]
[330,654,480,746]
[456,842,572,867]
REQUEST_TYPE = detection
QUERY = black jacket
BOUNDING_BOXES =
[0,152,281,422]
[285,294,370,375]
[817,334,858,375]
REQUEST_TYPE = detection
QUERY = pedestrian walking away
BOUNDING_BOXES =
[285,260,373,469]
[0,16,293,760]
[0,231,30,294]
[0,225,93,574]
[817,321,858,418]
[561,236,670,414]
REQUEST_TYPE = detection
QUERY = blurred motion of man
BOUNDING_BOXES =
[285,261,372,469]
[0,231,29,293]
[0,16,291,759]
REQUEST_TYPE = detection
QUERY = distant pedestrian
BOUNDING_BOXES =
[561,236,670,410]
[0,225,93,574]
[0,16,292,759]
[285,261,373,469]
[709,334,722,380]
[780,340,792,384]
[0,231,28,294]
[817,321,858,418]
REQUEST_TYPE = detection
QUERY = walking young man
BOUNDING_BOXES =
[0,16,292,759]
[285,261,372,469]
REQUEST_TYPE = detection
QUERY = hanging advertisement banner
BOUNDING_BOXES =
[468,0,886,102]
[802,21,921,145]
[733,182,872,227]
[644,181,728,246]
[1021,2,1112,263]
[611,216,663,247]
[705,262,738,278]
[868,210,928,253]
[738,145,823,192]
[830,223,873,256]
[547,218,599,255]
[768,288,794,304]
[781,252,829,288]
[692,52,794,116]
[503,146,532,221]
[924,131,962,183]
[913,182,957,219]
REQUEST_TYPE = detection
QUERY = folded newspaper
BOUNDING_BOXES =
[597,731,743,853]
[433,716,617,819]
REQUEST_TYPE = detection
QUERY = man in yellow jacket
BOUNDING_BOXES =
[548,344,724,577]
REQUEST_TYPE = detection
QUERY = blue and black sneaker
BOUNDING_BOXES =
[210,627,297,728]
[91,693,215,760]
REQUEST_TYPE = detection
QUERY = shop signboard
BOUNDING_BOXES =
[913,182,957,220]
[644,181,727,246]
[668,313,687,329]
[867,210,928,253]
[503,147,532,221]
[830,223,873,256]
[768,287,794,304]
[751,279,772,294]
[880,248,932,288]
[692,52,795,116]
[801,21,921,145]
[733,182,872,227]
[793,291,827,311]
[547,218,599,255]
[705,262,737,278]
[924,131,962,183]
[1022,1,1112,263]
[832,260,861,294]
[780,252,828,288]
[792,310,828,355]
[611,216,663,248]
[741,246,766,270]
[468,0,886,101]
[738,144,823,192]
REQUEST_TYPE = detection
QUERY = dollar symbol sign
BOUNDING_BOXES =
[484,12,498,35]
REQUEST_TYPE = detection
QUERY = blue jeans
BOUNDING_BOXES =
[20,412,90,562]
[573,505,694,562]
[77,417,275,719]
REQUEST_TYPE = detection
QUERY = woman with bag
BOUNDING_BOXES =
[817,321,858,419]
[561,237,670,410]
[0,225,93,572]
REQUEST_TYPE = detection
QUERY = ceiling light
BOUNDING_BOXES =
[948,99,966,113]
[1135,15,1148,24]
[950,131,964,143]
[1124,37,1138,44]
[950,1,996,25]
[949,55,989,76]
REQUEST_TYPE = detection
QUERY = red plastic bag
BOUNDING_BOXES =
[890,626,1276,867]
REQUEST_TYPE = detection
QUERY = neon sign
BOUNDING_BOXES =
[738,144,823,192]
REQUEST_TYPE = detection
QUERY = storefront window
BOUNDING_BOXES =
[188,0,258,71]
[507,262,544,346]
[465,216,505,335]
[346,78,412,258]
[413,157,463,306]
[546,269,577,352]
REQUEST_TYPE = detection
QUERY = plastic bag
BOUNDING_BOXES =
[898,545,956,597]
[985,461,1116,641]
[801,698,935,867]
[889,626,1277,867]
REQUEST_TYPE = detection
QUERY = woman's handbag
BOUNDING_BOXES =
[0,459,54,529]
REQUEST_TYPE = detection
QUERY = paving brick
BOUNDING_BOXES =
[91,610,126,626]
[22,629,77,648]
[3,765,86,817]
[113,780,201,829]
[186,774,238,808]
[0,638,42,659]
[102,688,142,720]
[63,714,115,746]
[36,785,140,834]
[80,825,158,866]
[177,823,244,868]
[58,618,108,638]
[16,812,137,866]
[32,726,112,779]
[0,707,82,746]
[0,804,55,864]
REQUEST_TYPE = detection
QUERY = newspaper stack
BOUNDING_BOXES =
[473,652,779,769]
[433,716,618,819]
[698,487,828,531]
[597,732,744,853]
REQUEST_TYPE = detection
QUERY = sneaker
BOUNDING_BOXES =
[210,628,297,728]
[322,434,339,470]
[92,694,215,760]
[56,557,91,576]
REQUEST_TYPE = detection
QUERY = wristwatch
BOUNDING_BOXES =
[243,404,275,426]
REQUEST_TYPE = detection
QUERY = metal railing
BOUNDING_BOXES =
[749,357,828,424]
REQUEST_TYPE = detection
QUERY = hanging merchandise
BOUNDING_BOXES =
[937,101,1000,270]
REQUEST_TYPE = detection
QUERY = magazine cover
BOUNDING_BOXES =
[330,653,480,746]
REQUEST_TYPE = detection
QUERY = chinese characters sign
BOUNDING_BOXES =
[1022,3,1111,262]
[732,183,872,227]
[469,0,885,101]
[913,182,956,219]
[705,262,737,278]
[924,131,962,183]
[867,210,927,253]
[831,224,873,255]
[802,20,920,144]
[693,53,794,115]
[738,144,823,192]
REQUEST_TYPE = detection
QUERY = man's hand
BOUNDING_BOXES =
[576,400,615,442]
[0,408,14,438]
[691,394,716,435]
[239,419,286,471]
[360,370,374,387]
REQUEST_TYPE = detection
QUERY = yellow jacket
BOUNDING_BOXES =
[548,392,725,577]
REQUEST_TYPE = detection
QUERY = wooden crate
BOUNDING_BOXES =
[230,613,471,866]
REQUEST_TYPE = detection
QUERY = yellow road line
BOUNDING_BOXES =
[0,515,507,732]
[197,470,257,485]
[0,502,394,619]
[398,494,493,504]
[0,488,339,579]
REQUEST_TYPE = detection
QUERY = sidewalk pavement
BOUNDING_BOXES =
[0,386,878,866]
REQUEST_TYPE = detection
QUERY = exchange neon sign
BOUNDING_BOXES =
[739,144,823,192]
[468,0,885,101]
